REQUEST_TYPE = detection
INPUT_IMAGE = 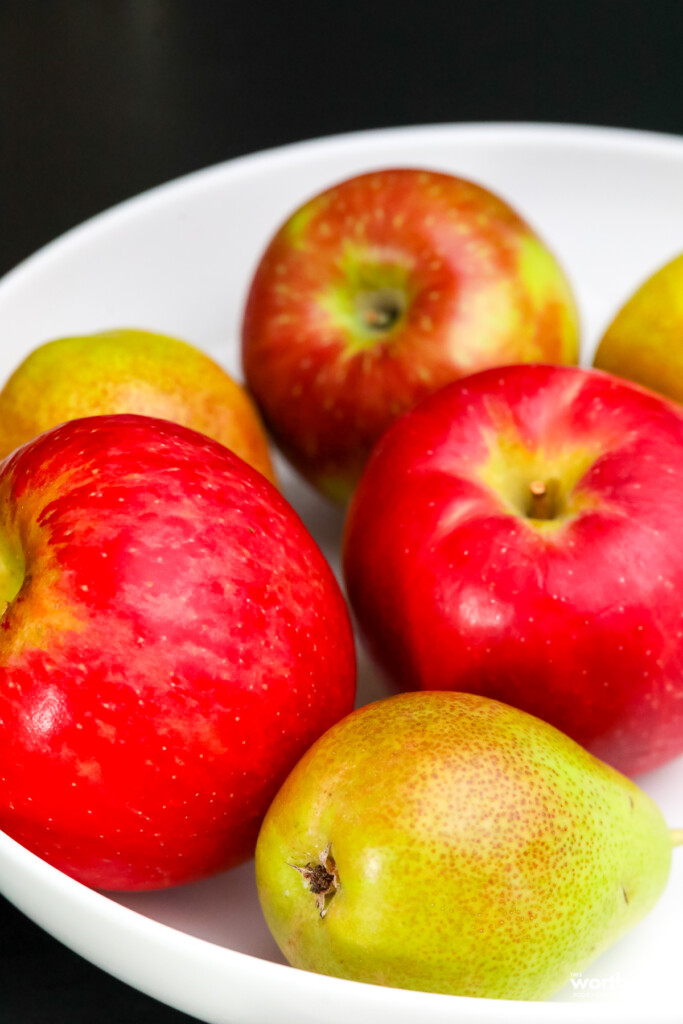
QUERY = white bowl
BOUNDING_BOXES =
[1,122,683,1024]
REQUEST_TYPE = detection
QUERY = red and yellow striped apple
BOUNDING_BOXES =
[242,168,579,502]
[343,364,683,776]
[0,414,355,890]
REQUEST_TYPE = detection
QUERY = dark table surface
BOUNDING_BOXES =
[3,2,683,1021]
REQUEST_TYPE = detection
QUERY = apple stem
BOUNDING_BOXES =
[670,829,683,848]
[364,308,392,328]
[527,479,559,520]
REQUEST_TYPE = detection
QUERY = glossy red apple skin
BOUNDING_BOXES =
[343,364,683,777]
[0,414,355,890]
[242,168,579,502]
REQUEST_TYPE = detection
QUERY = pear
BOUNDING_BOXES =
[0,328,276,483]
[594,252,683,402]
[255,691,679,1001]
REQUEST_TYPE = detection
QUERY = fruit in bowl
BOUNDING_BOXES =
[256,691,680,1000]
[0,413,355,890]
[0,327,276,483]
[242,168,579,502]
[594,252,683,402]
[343,363,683,777]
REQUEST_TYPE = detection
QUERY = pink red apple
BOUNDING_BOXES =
[0,328,276,484]
[242,168,579,502]
[0,414,355,890]
[343,363,683,777]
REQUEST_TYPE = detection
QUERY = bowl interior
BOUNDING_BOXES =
[1,122,683,1023]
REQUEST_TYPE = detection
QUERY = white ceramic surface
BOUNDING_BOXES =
[1,123,683,1024]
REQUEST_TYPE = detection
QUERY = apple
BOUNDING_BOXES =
[0,413,355,890]
[0,327,277,484]
[594,252,683,402]
[343,363,683,777]
[242,168,579,502]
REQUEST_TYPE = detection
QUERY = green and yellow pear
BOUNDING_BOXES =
[255,691,679,1001]
[594,253,683,402]
[0,328,276,483]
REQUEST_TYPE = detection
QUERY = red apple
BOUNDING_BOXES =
[242,168,579,502]
[0,414,355,890]
[343,363,683,777]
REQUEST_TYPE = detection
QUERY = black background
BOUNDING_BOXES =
[2,2,683,1021]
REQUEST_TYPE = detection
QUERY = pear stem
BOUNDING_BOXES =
[670,829,683,848]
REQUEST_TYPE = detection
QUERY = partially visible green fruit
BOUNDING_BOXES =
[0,328,276,483]
[255,691,678,1001]
[594,253,683,402]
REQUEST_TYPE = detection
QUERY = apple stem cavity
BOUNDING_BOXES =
[354,288,406,335]
[290,843,340,918]
[670,829,683,847]
[527,479,561,521]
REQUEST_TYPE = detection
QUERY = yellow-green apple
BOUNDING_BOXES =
[343,363,683,777]
[0,328,276,483]
[242,168,579,502]
[594,252,683,402]
[0,413,355,890]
